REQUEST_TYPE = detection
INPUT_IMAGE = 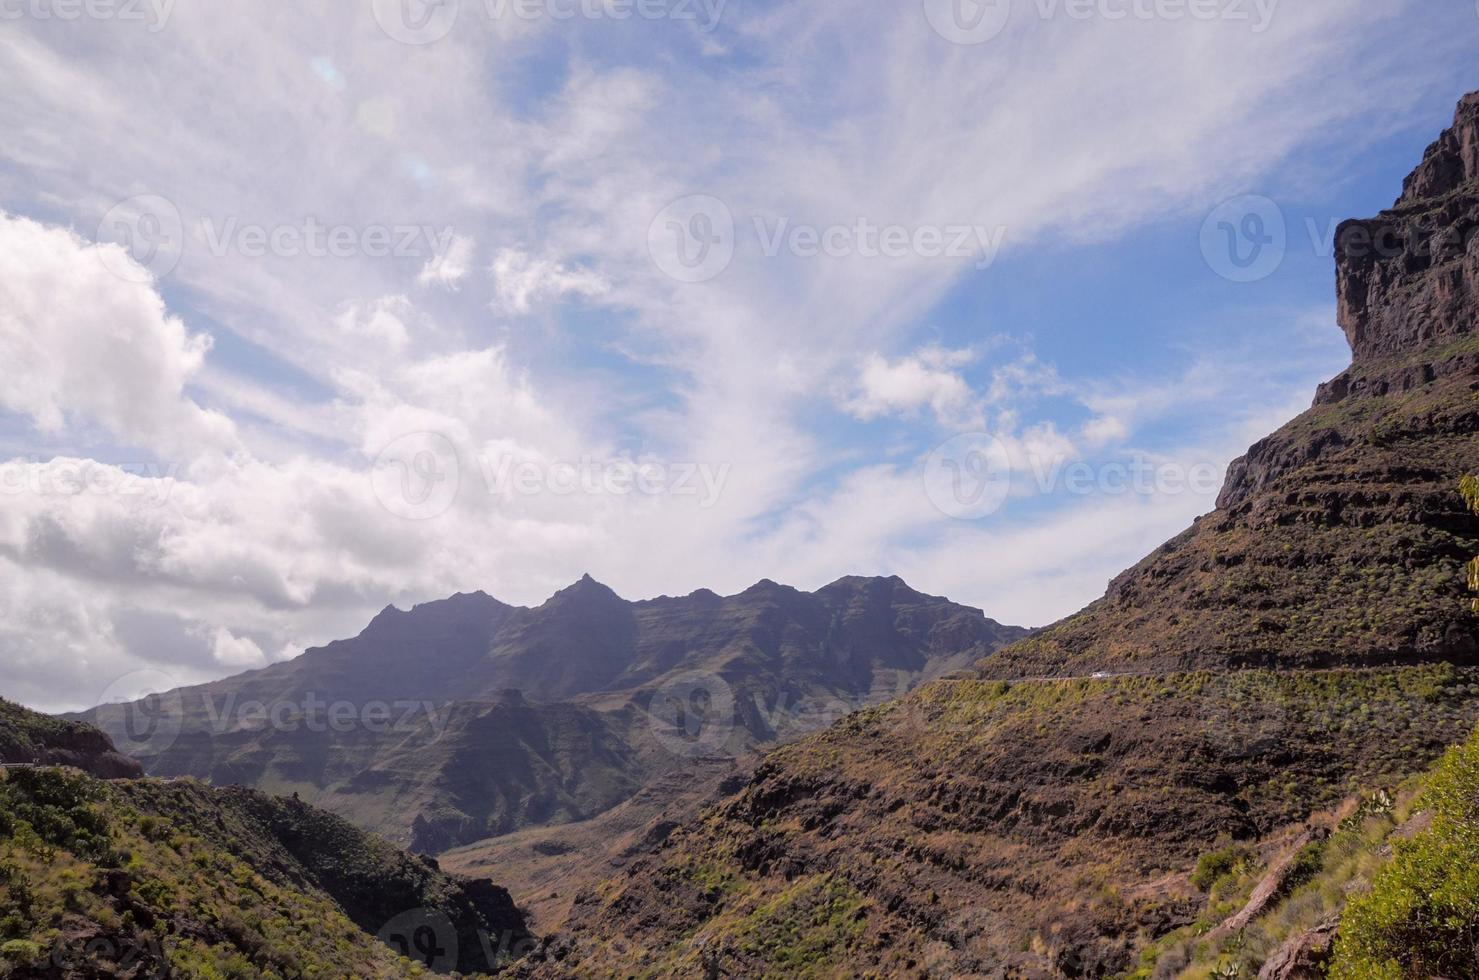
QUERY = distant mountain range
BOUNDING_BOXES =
[78,575,1027,861]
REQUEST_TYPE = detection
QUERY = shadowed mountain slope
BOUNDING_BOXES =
[78,576,1027,854]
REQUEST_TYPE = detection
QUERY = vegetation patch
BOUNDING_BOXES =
[1329,723,1479,978]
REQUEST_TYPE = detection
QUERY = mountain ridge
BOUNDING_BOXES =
[77,575,1029,856]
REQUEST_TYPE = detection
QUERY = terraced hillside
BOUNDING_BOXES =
[511,93,1479,978]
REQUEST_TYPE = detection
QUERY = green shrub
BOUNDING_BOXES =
[1192,843,1255,892]
[0,940,43,965]
[1328,724,1479,977]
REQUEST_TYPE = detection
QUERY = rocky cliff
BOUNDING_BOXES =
[987,94,1479,677]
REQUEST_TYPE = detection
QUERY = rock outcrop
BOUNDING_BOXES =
[1322,93,1479,382]
[1257,918,1338,980]
[982,97,1479,678]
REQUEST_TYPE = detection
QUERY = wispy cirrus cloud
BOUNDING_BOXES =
[0,0,1469,710]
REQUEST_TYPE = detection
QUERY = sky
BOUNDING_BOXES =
[0,0,1475,712]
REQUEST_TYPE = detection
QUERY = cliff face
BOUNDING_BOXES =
[510,94,1479,979]
[989,97,1479,678]
[1323,92,1479,378]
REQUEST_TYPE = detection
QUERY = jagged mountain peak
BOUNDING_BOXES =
[544,573,624,605]
[1398,91,1479,206]
[819,574,925,601]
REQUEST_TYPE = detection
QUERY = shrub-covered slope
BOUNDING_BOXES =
[0,701,530,977]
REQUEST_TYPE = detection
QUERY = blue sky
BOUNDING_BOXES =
[0,0,1475,711]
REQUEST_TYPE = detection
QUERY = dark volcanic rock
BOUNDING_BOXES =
[1399,92,1479,206]
[1331,94,1479,366]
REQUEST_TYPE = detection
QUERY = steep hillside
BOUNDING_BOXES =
[1,697,142,780]
[0,701,532,977]
[512,94,1479,978]
[79,576,1026,853]
[441,756,752,932]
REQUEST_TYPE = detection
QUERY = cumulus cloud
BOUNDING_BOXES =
[1082,415,1129,447]
[844,347,982,428]
[210,628,268,668]
[0,212,236,458]
[334,296,414,355]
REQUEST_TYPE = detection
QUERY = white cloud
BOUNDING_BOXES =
[417,233,476,289]
[0,212,237,458]
[844,346,982,428]
[1082,415,1129,447]
[211,628,267,668]
[490,247,610,314]
[334,296,414,355]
